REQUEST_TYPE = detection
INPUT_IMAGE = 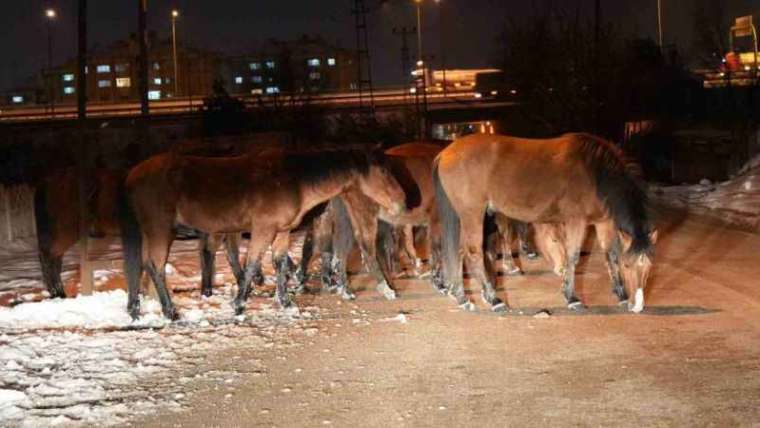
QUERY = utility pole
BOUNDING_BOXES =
[137,0,149,116]
[77,0,93,295]
[657,0,663,52]
[437,0,447,96]
[352,0,375,117]
[592,0,600,134]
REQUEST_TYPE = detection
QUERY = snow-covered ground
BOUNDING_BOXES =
[0,232,325,427]
[653,154,760,231]
[0,284,322,427]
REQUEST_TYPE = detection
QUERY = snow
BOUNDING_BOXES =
[0,285,322,426]
[653,154,760,231]
[0,290,166,331]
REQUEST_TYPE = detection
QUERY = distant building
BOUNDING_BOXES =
[224,35,359,96]
[2,34,358,106]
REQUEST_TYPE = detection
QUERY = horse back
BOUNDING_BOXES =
[437,133,605,222]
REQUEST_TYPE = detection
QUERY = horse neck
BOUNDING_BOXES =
[298,173,358,215]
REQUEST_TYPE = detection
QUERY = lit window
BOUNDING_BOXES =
[251,88,263,95]
[96,65,111,73]
[154,78,162,85]
[309,72,321,80]
[116,77,131,88]
[265,86,280,94]
[235,76,243,84]
[249,62,261,70]
[307,58,321,67]
[165,77,171,84]
[265,60,275,69]
[327,58,336,66]
[115,64,128,73]
[98,80,112,88]
[148,90,161,100]
[84,66,88,74]
[62,73,75,82]
[153,62,160,70]
[251,75,262,83]
[63,87,75,94]
[11,96,23,103]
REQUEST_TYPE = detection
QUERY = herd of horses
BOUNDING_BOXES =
[32,132,657,320]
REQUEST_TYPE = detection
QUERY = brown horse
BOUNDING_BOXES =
[34,168,125,298]
[306,142,542,298]
[435,133,657,313]
[122,148,407,320]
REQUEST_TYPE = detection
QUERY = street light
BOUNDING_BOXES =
[45,8,56,116]
[171,9,179,97]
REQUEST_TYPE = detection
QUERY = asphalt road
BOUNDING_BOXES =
[134,207,760,427]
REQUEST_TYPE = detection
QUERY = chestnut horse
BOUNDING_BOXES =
[304,142,542,298]
[122,148,406,320]
[435,133,657,313]
[34,169,125,298]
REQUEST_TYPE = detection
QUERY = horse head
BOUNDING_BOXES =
[358,152,407,216]
[619,229,658,313]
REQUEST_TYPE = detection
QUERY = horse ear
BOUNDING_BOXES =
[649,229,659,245]
[618,230,633,252]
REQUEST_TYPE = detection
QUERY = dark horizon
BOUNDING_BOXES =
[2,0,758,92]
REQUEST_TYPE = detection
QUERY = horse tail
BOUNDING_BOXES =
[433,158,461,290]
[117,181,143,319]
[34,182,66,298]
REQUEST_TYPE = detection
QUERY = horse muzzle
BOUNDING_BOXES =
[628,288,645,313]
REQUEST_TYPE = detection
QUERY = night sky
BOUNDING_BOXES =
[2,0,759,91]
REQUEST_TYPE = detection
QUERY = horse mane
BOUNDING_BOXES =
[573,133,652,254]
[284,149,372,187]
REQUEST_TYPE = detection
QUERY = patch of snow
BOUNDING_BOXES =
[381,313,409,324]
[0,290,165,331]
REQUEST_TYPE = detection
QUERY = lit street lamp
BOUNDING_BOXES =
[45,8,56,116]
[172,9,179,97]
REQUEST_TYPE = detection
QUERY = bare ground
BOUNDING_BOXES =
[117,207,760,427]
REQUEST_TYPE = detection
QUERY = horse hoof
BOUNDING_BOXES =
[201,288,213,298]
[491,301,508,313]
[338,288,356,301]
[567,301,586,312]
[618,300,629,307]
[526,252,539,260]
[377,282,397,300]
[164,307,179,321]
[503,266,523,276]
[382,288,397,300]
[459,301,476,312]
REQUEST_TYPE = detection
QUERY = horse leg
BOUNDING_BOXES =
[596,220,628,305]
[533,223,566,276]
[402,225,422,276]
[39,251,66,299]
[561,222,587,311]
[293,228,314,295]
[271,232,297,309]
[232,229,273,315]
[223,233,244,284]
[461,215,507,312]
[144,229,177,320]
[515,220,539,259]
[495,215,522,275]
[199,233,220,297]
